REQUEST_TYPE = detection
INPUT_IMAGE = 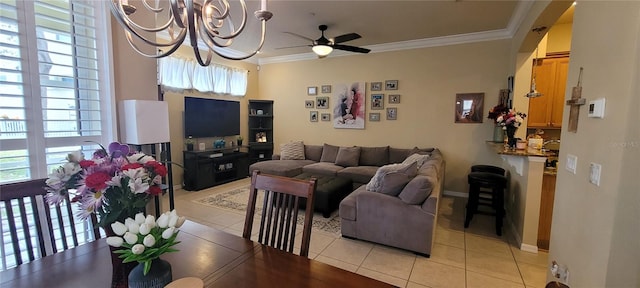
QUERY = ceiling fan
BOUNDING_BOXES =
[282,25,371,57]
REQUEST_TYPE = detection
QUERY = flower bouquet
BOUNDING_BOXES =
[45,142,168,227]
[495,109,527,148]
[106,210,184,276]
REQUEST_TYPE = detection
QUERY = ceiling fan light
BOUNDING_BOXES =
[312,45,333,56]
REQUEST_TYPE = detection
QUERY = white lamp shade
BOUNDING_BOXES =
[312,45,333,56]
[119,100,170,145]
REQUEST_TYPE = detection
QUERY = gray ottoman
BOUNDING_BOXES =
[293,173,353,218]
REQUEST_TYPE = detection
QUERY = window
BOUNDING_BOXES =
[0,0,113,183]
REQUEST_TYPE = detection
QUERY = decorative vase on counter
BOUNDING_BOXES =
[128,258,173,288]
[505,126,517,149]
[493,125,505,143]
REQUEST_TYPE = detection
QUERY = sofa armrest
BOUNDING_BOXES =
[272,154,280,160]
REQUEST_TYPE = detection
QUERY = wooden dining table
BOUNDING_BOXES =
[0,221,395,288]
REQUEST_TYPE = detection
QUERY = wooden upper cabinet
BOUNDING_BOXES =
[527,56,569,129]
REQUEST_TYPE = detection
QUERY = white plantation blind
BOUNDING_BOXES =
[0,0,112,183]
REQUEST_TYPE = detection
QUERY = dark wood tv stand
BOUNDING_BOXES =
[183,149,249,191]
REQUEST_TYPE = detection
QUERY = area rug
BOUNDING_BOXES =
[193,186,341,235]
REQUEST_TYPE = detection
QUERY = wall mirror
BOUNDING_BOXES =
[455,93,484,123]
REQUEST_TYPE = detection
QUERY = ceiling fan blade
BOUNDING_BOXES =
[283,32,314,42]
[333,44,370,54]
[275,45,311,50]
[333,33,361,44]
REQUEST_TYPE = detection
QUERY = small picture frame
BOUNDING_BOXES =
[385,80,398,90]
[305,100,314,108]
[321,85,331,94]
[369,113,380,122]
[321,113,330,121]
[316,96,329,109]
[307,86,317,95]
[386,107,397,120]
[371,94,384,110]
[388,94,401,104]
[310,111,318,122]
[370,82,382,91]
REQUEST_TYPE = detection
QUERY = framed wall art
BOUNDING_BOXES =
[385,80,398,90]
[316,97,329,109]
[455,92,484,123]
[370,82,382,91]
[371,94,384,110]
[307,86,317,95]
[305,100,314,108]
[321,85,331,94]
[389,94,400,104]
[310,111,318,122]
[369,113,380,122]
[321,113,330,121]
[386,107,397,120]
[333,81,365,129]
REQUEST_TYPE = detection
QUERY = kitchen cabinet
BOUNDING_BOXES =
[537,173,557,251]
[527,56,569,129]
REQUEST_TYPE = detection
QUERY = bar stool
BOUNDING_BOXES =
[465,165,507,236]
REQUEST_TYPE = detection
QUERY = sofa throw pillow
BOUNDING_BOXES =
[402,153,430,169]
[334,146,361,167]
[378,161,418,196]
[398,175,434,205]
[320,143,340,163]
[359,146,390,166]
[366,161,417,193]
[280,141,305,160]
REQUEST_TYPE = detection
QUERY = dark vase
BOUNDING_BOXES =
[186,143,194,151]
[506,126,517,149]
[128,258,173,288]
[104,227,138,288]
[237,139,243,147]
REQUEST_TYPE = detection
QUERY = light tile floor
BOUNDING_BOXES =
[161,178,549,288]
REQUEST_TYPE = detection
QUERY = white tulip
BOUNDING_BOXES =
[162,227,175,239]
[131,244,145,255]
[124,218,135,227]
[143,234,156,247]
[127,222,140,234]
[175,216,186,228]
[169,209,178,218]
[156,213,169,228]
[123,232,138,245]
[134,213,146,224]
[111,221,128,236]
[139,223,152,235]
[168,214,178,228]
[106,236,124,247]
[145,215,156,228]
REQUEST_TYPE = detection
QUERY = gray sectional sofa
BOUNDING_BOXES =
[248,143,445,256]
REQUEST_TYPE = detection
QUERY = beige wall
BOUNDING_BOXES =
[547,1,640,286]
[546,23,572,54]
[259,40,511,193]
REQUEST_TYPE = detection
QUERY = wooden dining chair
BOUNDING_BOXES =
[242,170,317,257]
[0,179,99,270]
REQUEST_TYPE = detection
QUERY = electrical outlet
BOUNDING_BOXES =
[566,154,577,174]
[590,162,602,186]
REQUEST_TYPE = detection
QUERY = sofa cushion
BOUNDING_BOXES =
[388,147,413,163]
[335,146,361,167]
[338,166,379,184]
[280,141,305,160]
[398,175,435,205]
[302,162,343,176]
[411,147,435,155]
[359,146,389,166]
[402,153,430,169]
[378,164,417,196]
[366,161,417,193]
[249,159,315,177]
[320,143,340,163]
[304,145,324,162]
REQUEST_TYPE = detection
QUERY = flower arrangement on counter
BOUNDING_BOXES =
[106,210,184,275]
[496,109,527,129]
[45,142,168,227]
[487,104,510,123]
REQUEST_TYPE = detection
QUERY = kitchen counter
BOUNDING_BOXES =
[487,142,556,157]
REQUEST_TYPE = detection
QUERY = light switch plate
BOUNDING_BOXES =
[590,162,602,186]
[588,98,605,118]
[566,154,577,174]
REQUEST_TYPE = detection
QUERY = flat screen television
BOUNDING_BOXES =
[184,97,240,138]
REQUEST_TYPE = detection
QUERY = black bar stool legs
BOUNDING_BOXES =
[465,165,507,236]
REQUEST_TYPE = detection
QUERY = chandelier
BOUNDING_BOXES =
[109,0,273,66]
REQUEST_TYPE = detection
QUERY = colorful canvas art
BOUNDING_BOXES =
[332,82,366,129]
